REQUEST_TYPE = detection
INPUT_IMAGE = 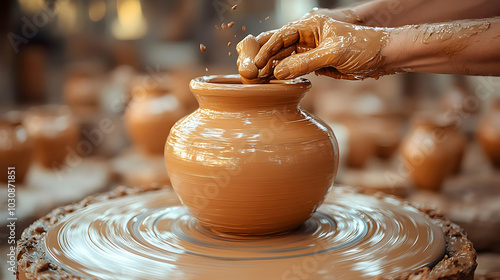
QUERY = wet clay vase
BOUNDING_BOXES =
[0,112,33,183]
[165,75,339,235]
[125,75,186,155]
[24,105,80,169]
[477,100,500,168]
[400,115,466,191]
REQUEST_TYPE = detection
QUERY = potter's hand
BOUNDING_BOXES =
[253,8,363,60]
[254,15,390,80]
[303,7,363,25]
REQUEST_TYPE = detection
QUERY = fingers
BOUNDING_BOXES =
[314,67,359,80]
[258,45,296,78]
[236,35,260,79]
[256,30,277,46]
[254,26,299,69]
[274,46,333,79]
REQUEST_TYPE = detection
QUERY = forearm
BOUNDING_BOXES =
[348,0,500,27]
[381,18,500,76]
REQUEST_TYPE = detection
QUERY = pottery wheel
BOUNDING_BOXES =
[43,188,445,280]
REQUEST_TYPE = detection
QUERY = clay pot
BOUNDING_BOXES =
[400,115,466,191]
[125,74,187,155]
[63,72,102,115]
[369,115,402,160]
[477,100,500,168]
[24,105,80,169]
[341,116,377,169]
[170,68,204,112]
[165,75,339,235]
[0,112,33,183]
[440,77,479,115]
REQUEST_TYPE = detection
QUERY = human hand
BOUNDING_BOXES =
[251,7,364,56]
[252,15,391,80]
[303,7,363,25]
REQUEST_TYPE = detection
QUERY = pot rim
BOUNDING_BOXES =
[189,74,311,97]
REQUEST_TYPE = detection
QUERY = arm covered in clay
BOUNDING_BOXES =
[382,18,500,76]
[311,0,500,27]
[241,15,499,80]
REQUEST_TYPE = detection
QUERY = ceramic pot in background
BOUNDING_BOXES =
[342,116,377,169]
[125,74,187,156]
[170,68,203,112]
[24,105,80,169]
[165,75,339,235]
[63,71,102,115]
[367,114,402,160]
[400,115,466,191]
[0,112,33,183]
[477,100,500,168]
[440,76,479,116]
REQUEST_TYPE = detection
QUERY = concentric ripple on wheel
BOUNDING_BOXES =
[43,188,445,280]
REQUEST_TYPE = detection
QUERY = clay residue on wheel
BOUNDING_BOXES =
[17,185,476,280]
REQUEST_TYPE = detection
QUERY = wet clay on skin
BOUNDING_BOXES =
[41,187,446,280]
[236,35,270,84]
[237,15,391,82]
[389,19,491,58]
[238,16,491,81]
[165,75,339,235]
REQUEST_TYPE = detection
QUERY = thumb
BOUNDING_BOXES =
[274,46,335,80]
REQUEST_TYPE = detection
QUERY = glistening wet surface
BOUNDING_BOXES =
[43,188,445,280]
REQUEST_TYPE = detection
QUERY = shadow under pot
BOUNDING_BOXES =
[477,99,500,169]
[125,75,187,156]
[24,105,80,170]
[0,112,33,183]
[165,75,339,236]
[400,115,466,191]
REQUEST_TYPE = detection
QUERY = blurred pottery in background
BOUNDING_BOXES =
[342,116,377,169]
[367,114,402,160]
[165,75,339,235]
[63,72,102,115]
[440,77,479,116]
[63,63,105,116]
[0,112,33,183]
[111,149,171,188]
[400,114,466,191]
[24,105,80,169]
[170,68,203,112]
[16,46,48,103]
[125,74,186,155]
[477,100,500,168]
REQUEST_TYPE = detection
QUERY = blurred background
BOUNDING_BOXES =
[1,0,500,279]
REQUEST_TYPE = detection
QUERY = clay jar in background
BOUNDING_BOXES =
[477,99,500,168]
[63,63,105,116]
[125,75,187,155]
[322,113,401,169]
[165,75,339,235]
[400,115,466,191]
[24,105,80,169]
[0,112,33,183]
[369,114,402,160]
[440,77,479,116]
[341,116,377,169]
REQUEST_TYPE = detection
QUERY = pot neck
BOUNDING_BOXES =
[190,75,311,112]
